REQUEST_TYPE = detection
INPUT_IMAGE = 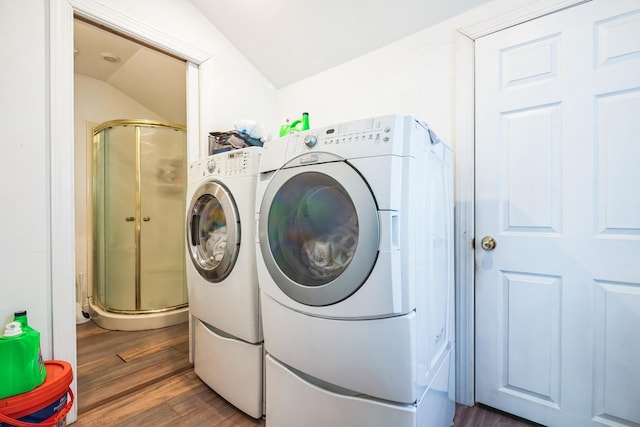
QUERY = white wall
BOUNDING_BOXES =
[276,21,457,143]
[73,74,167,303]
[275,0,526,146]
[74,74,165,125]
[0,0,52,354]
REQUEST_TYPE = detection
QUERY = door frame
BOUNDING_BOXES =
[49,0,211,422]
[453,0,590,406]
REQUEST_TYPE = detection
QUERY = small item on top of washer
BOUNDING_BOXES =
[208,130,263,155]
[279,112,310,136]
[234,119,270,143]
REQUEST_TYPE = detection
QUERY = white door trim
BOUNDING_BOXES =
[49,0,211,422]
[460,0,591,40]
[452,0,591,406]
[453,30,476,407]
[69,0,210,64]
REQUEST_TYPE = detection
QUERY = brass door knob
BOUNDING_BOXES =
[481,236,496,251]
[125,216,135,222]
[143,216,150,222]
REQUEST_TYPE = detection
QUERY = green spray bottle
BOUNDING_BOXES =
[0,311,46,399]
[279,112,310,137]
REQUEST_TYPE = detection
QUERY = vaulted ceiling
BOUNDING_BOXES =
[190,0,492,88]
[73,1,491,122]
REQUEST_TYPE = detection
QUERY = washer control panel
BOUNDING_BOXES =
[309,119,392,146]
[285,115,400,159]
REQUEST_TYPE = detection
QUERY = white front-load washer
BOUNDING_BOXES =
[186,146,263,419]
[255,115,455,426]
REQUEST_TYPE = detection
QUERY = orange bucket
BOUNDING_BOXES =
[0,361,74,427]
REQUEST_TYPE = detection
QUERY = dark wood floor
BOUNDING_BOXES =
[75,320,541,426]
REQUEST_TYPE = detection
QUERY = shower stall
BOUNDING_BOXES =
[90,119,188,331]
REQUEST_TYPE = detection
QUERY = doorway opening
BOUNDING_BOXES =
[73,16,189,415]
[73,18,188,331]
[73,18,188,330]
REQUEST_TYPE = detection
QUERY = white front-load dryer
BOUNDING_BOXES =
[186,146,263,419]
[255,115,455,427]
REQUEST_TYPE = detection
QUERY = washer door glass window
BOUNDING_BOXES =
[187,181,240,282]
[259,161,379,306]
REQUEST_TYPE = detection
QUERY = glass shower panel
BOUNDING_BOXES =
[98,124,137,310]
[139,126,187,310]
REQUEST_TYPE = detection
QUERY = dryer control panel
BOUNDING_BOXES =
[191,146,262,179]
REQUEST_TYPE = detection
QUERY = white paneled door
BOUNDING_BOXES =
[475,1,640,426]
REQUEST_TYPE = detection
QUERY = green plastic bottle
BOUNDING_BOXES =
[301,112,310,131]
[279,112,310,137]
[0,311,47,399]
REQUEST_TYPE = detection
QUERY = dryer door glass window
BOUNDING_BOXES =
[187,181,240,282]
[259,161,379,306]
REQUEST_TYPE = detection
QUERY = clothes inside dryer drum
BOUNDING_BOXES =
[268,172,358,286]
